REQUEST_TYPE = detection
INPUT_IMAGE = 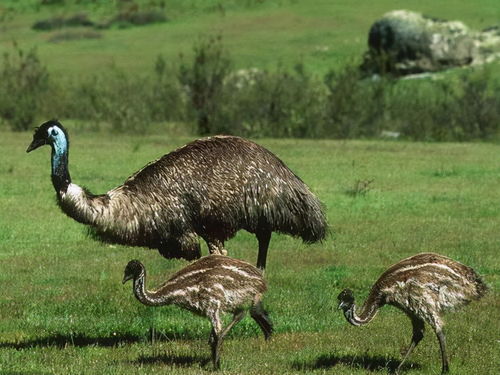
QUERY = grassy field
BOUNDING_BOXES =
[2,0,500,141]
[1,0,499,76]
[0,130,499,374]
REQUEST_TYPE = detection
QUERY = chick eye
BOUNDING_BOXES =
[51,128,58,136]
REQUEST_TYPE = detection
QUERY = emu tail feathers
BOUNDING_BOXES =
[473,272,488,300]
[284,187,328,244]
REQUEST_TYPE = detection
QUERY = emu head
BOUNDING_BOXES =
[337,288,355,311]
[27,119,68,153]
[122,260,144,284]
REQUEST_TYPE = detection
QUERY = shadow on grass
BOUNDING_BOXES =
[292,353,421,373]
[133,353,209,368]
[0,331,190,349]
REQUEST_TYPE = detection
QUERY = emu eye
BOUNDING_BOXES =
[51,128,59,136]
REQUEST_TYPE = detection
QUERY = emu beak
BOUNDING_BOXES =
[122,275,131,284]
[26,139,47,153]
[338,301,346,310]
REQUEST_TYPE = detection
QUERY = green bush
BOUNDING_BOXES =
[151,54,187,123]
[178,35,232,135]
[4,35,499,141]
[32,13,94,31]
[451,69,500,140]
[98,3,167,29]
[83,68,155,133]
[214,64,327,138]
[0,45,49,131]
[392,68,500,141]
[323,65,390,138]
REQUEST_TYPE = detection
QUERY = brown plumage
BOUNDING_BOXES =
[27,120,327,269]
[122,255,273,369]
[337,252,487,374]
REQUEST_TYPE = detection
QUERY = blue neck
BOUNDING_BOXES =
[50,130,71,193]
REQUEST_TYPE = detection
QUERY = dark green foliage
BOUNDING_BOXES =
[0,45,49,131]
[81,68,154,133]
[213,64,327,137]
[45,59,185,133]
[151,55,187,123]
[33,3,166,31]
[98,1,167,29]
[108,9,167,27]
[178,35,232,135]
[32,13,94,31]
[7,35,499,140]
[450,69,500,140]
[392,68,500,141]
[40,0,65,5]
[324,66,388,138]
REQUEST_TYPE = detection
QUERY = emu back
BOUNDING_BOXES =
[113,135,327,265]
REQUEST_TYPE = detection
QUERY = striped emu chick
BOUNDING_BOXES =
[122,255,273,369]
[27,120,327,269]
[337,253,487,375]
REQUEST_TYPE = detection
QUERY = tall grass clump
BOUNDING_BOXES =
[0,45,49,131]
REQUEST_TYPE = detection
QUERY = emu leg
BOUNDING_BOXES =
[436,328,449,374]
[209,316,223,370]
[210,311,245,370]
[256,230,271,270]
[396,315,425,374]
[220,310,246,339]
[207,239,227,256]
[250,301,273,340]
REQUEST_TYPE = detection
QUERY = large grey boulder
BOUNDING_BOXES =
[361,10,500,75]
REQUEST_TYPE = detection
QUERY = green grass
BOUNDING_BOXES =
[1,0,499,77]
[0,130,499,374]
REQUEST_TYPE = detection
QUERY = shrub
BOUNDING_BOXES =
[323,65,390,138]
[3,34,498,141]
[99,8,167,29]
[451,68,500,140]
[87,68,154,133]
[40,0,65,5]
[0,45,49,131]
[32,13,94,31]
[113,9,167,26]
[178,35,232,135]
[216,64,327,138]
[150,54,187,123]
[393,68,500,141]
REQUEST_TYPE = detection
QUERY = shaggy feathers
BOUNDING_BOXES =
[123,255,272,369]
[28,120,327,266]
[337,252,487,374]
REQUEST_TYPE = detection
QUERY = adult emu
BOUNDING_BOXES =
[27,120,327,269]
[337,253,487,374]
